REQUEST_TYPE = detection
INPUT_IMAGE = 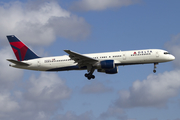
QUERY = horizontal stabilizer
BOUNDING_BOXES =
[7,59,30,66]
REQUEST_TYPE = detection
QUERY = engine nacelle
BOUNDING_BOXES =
[105,67,118,74]
[97,67,118,74]
[99,60,115,69]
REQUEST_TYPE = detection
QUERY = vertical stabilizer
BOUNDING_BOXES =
[7,35,40,61]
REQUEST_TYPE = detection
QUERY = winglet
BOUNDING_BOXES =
[64,50,72,54]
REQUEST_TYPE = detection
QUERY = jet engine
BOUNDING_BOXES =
[96,60,115,69]
[97,67,118,74]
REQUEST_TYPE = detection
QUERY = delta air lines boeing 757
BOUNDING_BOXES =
[7,35,175,80]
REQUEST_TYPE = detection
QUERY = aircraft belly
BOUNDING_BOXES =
[38,62,78,71]
[46,65,87,71]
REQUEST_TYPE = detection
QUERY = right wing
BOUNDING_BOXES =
[7,59,30,66]
[64,50,98,68]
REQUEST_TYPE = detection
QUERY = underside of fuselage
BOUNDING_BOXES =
[11,62,156,72]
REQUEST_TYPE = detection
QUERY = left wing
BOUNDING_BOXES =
[64,50,98,68]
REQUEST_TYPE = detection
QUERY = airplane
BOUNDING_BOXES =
[6,35,175,80]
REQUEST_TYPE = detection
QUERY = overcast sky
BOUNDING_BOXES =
[0,0,180,120]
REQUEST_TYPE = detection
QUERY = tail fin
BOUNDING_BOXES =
[7,35,40,61]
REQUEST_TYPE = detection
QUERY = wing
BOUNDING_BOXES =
[7,59,30,66]
[64,50,98,68]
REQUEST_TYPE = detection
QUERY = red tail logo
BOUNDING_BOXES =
[7,35,40,61]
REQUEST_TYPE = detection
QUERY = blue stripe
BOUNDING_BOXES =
[24,49,40,60]
[7,35,20,42]
[47,66,87,71]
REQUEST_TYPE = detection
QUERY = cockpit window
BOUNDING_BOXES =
[164,52,170,54]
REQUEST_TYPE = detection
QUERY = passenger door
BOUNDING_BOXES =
[156,51,159,57]
[123,54,126,60]
[37,60,41,67]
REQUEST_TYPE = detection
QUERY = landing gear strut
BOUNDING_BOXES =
[153,63,158,73]
[85,65,95,80]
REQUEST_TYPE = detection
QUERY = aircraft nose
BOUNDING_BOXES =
[170,55,175,61]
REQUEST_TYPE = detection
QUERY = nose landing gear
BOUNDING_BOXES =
[153,63,158,73]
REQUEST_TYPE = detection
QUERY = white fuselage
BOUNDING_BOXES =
[10,49,175,72]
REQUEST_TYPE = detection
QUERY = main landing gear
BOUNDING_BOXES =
[85,65,95,80]
[153,63,158,73]
[85,73,95,80]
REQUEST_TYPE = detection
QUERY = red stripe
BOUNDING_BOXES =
[20,46,28,61]
[10,41,29,61]
[12,48,20,61]
[10,42,25,49]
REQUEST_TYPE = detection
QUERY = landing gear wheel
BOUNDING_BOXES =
[92,75,95,79]
[88,76,91,80]
[85,74,95,80]
[85,66,95,80]
[153,63,158,73]
[85,73,88,77]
